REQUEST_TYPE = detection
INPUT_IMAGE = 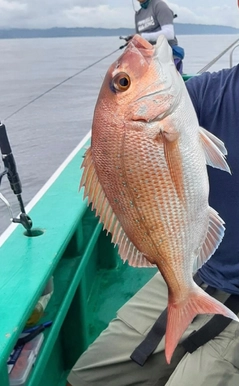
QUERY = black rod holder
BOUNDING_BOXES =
[0,122,32,231]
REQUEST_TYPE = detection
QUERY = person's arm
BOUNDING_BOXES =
[185,67,239,132]
[141,24,174,42]
[185,75,203,119]
[142,0,175,43]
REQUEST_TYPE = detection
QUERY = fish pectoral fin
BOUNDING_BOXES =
[199,127,231,174]
[195,207,225,270]
[200,127,227,155]
[163,136,185,203]
[165,287,239,364]
[80,147,155,268]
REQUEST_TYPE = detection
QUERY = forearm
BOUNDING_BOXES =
[140,24,175,42]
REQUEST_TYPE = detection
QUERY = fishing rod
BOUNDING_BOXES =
[119,35,133,49]
[0,42,128,233]
[4,47,122,122]
[0,122,32,233]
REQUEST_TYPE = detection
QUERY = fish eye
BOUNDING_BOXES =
[112,72,131,92]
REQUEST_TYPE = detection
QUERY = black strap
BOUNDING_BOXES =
[130,307,167,366]
[130,273,200,366]
[130,274,238,366]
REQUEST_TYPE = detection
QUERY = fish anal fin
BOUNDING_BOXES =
[195,207,225,270]
[199,127,231,174]
[79,148,155,268]
[165,287,239,364]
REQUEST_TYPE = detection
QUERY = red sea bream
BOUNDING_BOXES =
[80,35,239,363]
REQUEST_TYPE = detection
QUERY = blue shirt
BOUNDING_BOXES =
[186,65,239,295]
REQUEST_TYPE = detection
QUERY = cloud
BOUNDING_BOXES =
[0,1,135,29]
[168,1,239,28]
[0,0,238,29]
[63,5,135,29]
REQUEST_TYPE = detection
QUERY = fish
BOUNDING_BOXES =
[79,34,239,364]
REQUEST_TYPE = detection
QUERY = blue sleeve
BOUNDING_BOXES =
[185,65,239,136]
[186,65,239,294]
[185,75,201,117]
[185,72,212,122]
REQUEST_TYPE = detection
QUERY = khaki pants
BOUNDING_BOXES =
[67,273,239,386]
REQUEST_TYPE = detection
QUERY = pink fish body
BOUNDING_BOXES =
[80,35,238,363]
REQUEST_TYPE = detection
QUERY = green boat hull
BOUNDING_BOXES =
[0,133,156,386]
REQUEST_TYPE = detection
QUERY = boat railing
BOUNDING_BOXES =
[197,37,239,74]
[0,135,111,386]
[229,43,239,68]
[0,132,156,386]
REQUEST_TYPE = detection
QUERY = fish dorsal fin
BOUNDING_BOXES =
[80,147,154,268]
[195,207,225,270]
[199,127,231,173]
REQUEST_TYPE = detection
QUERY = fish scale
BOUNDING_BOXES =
[80,34,238,364]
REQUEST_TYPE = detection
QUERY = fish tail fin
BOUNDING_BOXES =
[165,288,239,364]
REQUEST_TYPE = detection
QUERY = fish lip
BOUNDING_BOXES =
[131,35,182,123]
[122,34,182,124]
[129,34,153,50]
[127,34,155,65]
[154,35,172,62]
[154,35,165,49]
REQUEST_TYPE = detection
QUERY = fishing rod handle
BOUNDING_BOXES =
[0,122,12,154]
[0,123,33,230]
[0,122,22,195]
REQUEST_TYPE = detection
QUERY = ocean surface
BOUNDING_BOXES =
[0,34,239,235]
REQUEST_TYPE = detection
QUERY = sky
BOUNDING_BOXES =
[0,0,239,30]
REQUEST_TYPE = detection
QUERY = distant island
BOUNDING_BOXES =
[0,24,239,39]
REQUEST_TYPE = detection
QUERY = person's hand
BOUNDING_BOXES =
[119,35,135,49]
[119,35,134,42]
[125,35,134,42]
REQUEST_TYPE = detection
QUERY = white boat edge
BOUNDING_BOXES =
[0,130,91,247]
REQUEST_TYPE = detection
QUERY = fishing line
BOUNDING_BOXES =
[132,0,137,12]
[4,47,121,122]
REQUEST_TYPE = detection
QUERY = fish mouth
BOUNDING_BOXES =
[136,36,182,123]
[154,35,171,58]
[125,35,182,124]
[127,34,155,64]
[130,34,153,50]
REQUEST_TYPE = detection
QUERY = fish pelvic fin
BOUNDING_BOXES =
[199,127,231,174]
[195,206,225,271]
[165,287,239,364]
[80,148,154,268]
